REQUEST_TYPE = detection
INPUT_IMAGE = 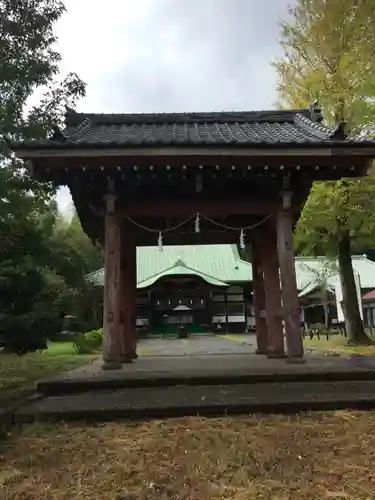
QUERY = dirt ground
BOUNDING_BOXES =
[1,411,375,499]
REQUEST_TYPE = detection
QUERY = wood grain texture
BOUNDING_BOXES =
[277,202,304,358]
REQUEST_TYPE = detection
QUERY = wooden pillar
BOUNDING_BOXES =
[250,238,268,354]
[369,307,373,335]
[262,220,286,358]
[225,292,229,333]
[102,194,123,370]
[148,291,154,333]
[277,190,304,360]
[119,220,137,362]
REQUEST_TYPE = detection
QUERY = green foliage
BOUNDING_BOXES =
[0,0,64,134]
[48,213,103,288]
[274,0,375,133]
[274,0,375,249]
[0,201,103,344]
[0,1,86,220]
[73,329,103,355]
[0,342,96,405]
[7,333,47,355]
[275,0,375,343]
[0,0,85,144]
[275,0,375,259]
[294,175,375,256]
[0,1,104,353]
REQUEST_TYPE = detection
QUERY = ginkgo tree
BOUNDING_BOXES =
[274,0,375,344]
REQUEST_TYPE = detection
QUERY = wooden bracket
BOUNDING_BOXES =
[282,173,291,190]
[107,176,115,193]
[104,193,117,214]
[281,191,292,210]
[102,176,117,213]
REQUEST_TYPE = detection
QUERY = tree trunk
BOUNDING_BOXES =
[323,300,329,330]
[337,230,370,344]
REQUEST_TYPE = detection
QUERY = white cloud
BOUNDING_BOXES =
[50,0,291,211]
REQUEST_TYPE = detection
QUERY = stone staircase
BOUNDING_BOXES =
[13,354,375,423]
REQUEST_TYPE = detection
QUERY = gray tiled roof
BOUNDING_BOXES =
[15,106,368,149]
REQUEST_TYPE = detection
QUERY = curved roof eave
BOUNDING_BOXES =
[137,264,229,289]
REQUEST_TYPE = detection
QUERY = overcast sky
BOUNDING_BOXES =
[54,0,292,212]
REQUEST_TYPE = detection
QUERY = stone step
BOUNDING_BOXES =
[36,355,375,395]
[15,380,375,423]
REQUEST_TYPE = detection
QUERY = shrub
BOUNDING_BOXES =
[2,330,47,355]
[85,328,103,345]
[73,333,92,354]
[73,328,103,355]
[0,315,48,355]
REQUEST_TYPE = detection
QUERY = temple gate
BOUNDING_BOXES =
[12,106,375,369]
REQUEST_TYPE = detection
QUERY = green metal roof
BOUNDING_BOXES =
[86,247,375,292]
[298,280,335,298]
[137,258,229,289]
[295,255,375,293]
[86,244,252,288]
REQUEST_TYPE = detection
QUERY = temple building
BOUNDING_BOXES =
[86,246,375,336]
[11,105,375,368]
[86,244,254,335]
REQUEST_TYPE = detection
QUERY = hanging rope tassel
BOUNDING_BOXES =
[239,229,246,250]
[195,213,200,233]
[158,231,163,251]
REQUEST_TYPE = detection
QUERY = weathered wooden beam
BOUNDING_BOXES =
[134,231,242,246]
[118,199,277,217]
[277,191,304,361]
[250,238,268,354]
[119,220,137,362]
[15,146,375,160]
[102,193,123,370]
[260,220,286,358]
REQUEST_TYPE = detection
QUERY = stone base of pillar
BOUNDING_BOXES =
[267,350,287,359]
[120,339,137,362]
[255,348,268,355]
[102,361,123,371]
[119,351,137,363]
[120,356,133,364]
[285,356,306,364]
[120,345,138,363]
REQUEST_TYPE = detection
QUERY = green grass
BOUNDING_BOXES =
[0,342,98,406]
[304,335,375,356]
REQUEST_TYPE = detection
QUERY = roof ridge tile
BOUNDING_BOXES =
[14,107,374,149]
[63,118,92,143]
[293,113,333,140]
[65,108,312,127]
